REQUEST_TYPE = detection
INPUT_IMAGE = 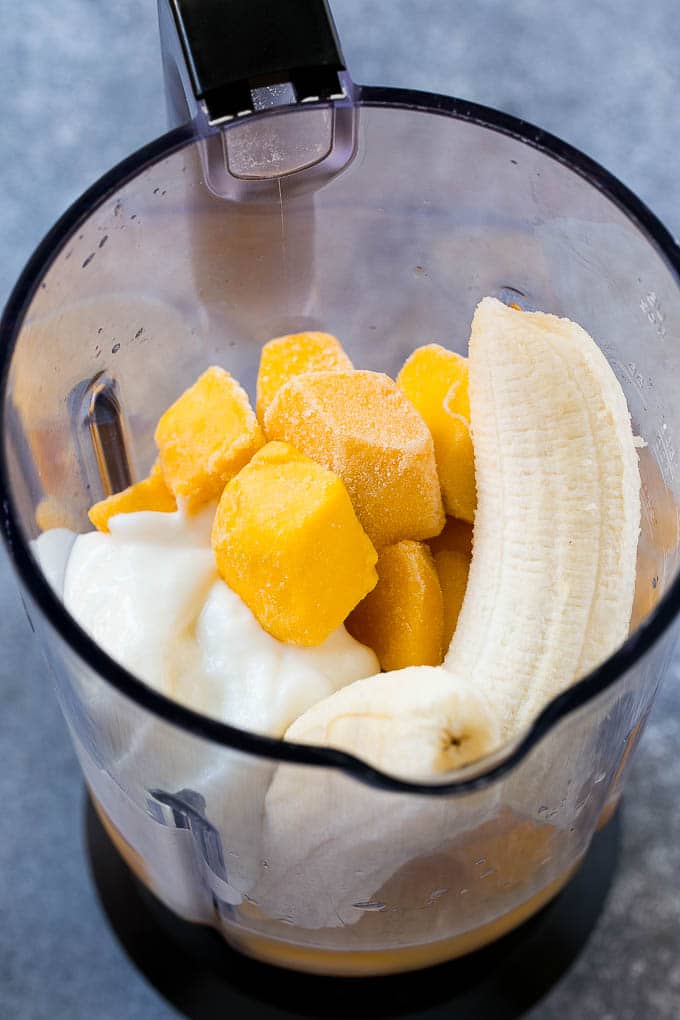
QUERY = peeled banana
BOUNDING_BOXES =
[284,665,499,780]
[278,296,641,770]
[444,297,641,739]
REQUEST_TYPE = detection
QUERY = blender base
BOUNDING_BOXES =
[84,792,621,1019]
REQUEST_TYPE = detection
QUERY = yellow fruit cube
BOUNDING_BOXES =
[88,461,177,533]
[264,370,445,548]
[397,344,476,522]
[346,540,444,670]
[429,517,473,649]
[211,442,378,646]
[256,331,352,423]
[155,366,264,511]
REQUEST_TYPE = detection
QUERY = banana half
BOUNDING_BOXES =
[444,297,641,740]
[276,297,640,774]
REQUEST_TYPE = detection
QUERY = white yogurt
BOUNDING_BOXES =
[37,507,379,737]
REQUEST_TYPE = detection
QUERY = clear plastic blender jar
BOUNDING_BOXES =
[1,0,680,976]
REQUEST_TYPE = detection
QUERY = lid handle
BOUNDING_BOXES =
[160,0,348,127]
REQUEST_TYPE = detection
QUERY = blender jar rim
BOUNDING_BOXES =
[2,85,679,797]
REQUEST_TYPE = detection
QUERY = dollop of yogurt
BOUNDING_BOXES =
[36,506,379,737]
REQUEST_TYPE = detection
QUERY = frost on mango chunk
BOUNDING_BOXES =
[211,441,378,646]
[256,331,352,423]
[397,344,476,522]
[88,461,177,533]
[155,366,264,511]
[347,540,444,670]
[264,370,445,548]
[429,517,473,650]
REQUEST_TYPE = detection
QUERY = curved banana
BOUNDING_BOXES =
[284,665,499,780]
[444,297,641,739]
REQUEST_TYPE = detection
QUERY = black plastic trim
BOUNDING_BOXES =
[168,0,345,119]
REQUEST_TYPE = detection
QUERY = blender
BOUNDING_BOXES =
[2,0,680,980]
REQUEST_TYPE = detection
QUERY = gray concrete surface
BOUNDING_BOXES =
[1,1,680,1017]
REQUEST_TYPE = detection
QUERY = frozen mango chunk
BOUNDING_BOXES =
[256,331,352,423]
[211,441,378,646]
[88,461,177,533]
[265,370,445,548]
[397,344,476,522]
[155,366,264,511]
[429,517,472,649]
[347,540,444,670]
